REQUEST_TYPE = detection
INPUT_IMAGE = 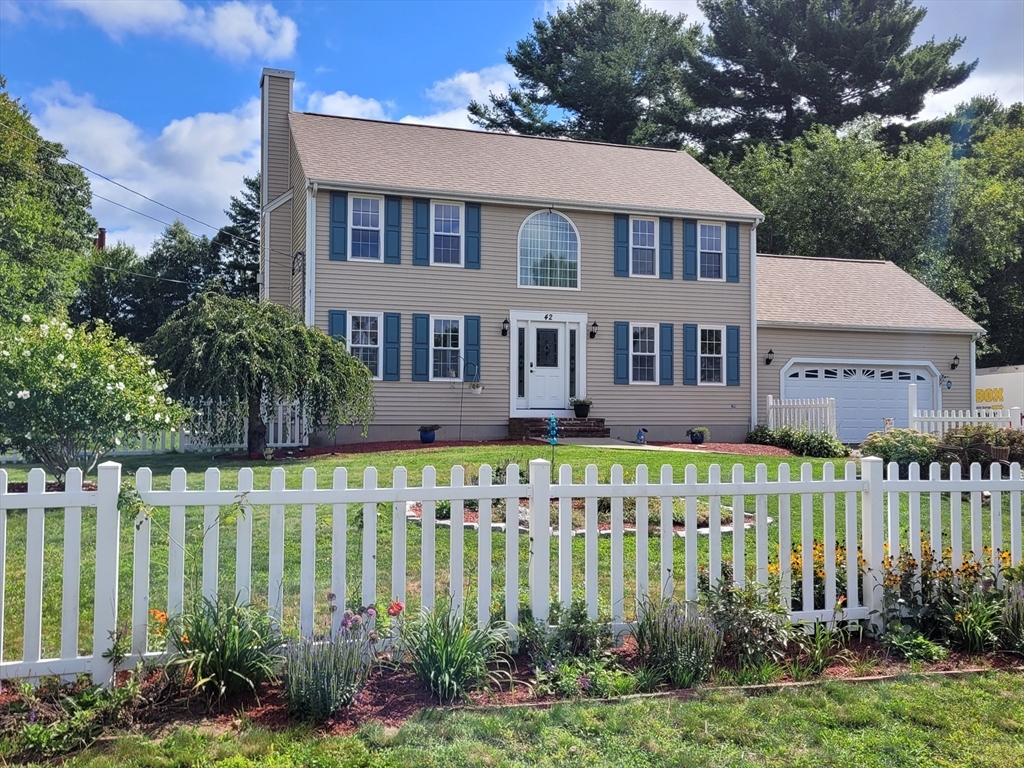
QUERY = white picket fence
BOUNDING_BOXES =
[0,401,307,464]
[909,383,1022,436]
[766,395,837,437]
[0,456,1021,685]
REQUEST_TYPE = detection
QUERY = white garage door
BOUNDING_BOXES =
[783,364,935,443]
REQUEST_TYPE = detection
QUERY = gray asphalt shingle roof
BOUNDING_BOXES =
[757,254,983,334]
[288,112,762,219]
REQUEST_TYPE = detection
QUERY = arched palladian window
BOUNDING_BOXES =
[518,210,580,289]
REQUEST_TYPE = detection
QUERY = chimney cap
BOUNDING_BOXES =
[261,68,295,87]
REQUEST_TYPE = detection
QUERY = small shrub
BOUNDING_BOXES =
[1000,583,1024,656]
[701,581,795,665]
[634,598,721,689]
[938,589,1003,653]
[789,621,853,680]
[533,656,636,698]
[861,429,939,477]
[283,610,376,721]
[520,598,611,665]
[744,425,847,458]
[716,659,785,686]
[882,625,947,662]
[166,595,283,707]
[403,602,512,704]
[435,499,452,520]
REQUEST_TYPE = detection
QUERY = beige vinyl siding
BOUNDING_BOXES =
[290,136,306,274]
[264,77,291,202]
[313,193,754,441]
[266,203,293,308]
[756,326,974,424]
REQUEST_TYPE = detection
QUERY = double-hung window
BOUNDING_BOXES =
[630,217,657,277]
[699,222,724,280]
[430,316,462,380]
[630,324,657,383]
[350,196,382,260]
[699,326,724,384]
[431,202,463,265]
[349,313,382,380]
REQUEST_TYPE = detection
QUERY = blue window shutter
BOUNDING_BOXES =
[726,222,740,283]
[614,215,629,277]
[383,312,401,381]
[683,220,697,280]
[659,218,673,280]
[614,321,629,385]
[384,196,402,264]
[464,315,481,381]
[329,310,347,341]
[412,314,429,380]
[330,192,348,261]
[683,323,698,385]
[726,325,741,386]
[465,203,481,269]
[413,198,430,266]
[659,323,674,385]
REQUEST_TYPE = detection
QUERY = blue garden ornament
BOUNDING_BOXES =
[547,414,559,445]
[636,428,648,445]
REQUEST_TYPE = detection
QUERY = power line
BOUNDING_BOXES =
[0,118,294,267]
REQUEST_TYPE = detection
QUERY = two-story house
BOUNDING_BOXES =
[261,67,760,443]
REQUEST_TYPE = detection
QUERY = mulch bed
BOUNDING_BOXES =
[3,480,98,493]
[216,440,523,461]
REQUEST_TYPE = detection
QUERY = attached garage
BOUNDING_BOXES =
[756,255,984,443]
[781,362,936,443]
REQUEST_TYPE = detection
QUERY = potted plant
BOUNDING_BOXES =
[687,426,710,445]
[468,381,485,395]
[418,424,440,444]
[570,397,592,418]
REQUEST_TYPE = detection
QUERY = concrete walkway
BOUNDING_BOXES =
[530,437,702,452]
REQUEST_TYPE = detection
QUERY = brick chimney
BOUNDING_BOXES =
[94,227,106,250]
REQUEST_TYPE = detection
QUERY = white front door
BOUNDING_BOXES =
[528,323,566,409]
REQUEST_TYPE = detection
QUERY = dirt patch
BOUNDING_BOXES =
[3,480,98,493]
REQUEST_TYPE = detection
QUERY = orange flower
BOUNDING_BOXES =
[149,609,168,624]
[181,633,189,645]
[387,600,404,617]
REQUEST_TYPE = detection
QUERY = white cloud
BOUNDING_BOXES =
[57,0,297,61]
[400,64,516,129]
[31,82,259,254]
[917,72,1024,120]
[305,90,391,120]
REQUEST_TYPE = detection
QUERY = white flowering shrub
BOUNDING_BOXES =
[0,315,191,480]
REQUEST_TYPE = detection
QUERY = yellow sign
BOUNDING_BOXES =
[976,387,1004,408]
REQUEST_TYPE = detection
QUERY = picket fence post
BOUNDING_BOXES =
[860,457,885,633]
[92,461,122,687]
[529,458,551,624]
[907,383,918,432]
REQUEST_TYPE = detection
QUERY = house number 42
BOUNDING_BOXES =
[544,314,554,320]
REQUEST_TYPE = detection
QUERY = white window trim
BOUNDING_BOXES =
[697,220,726,282]
[348,312,384,382]
[429,314,464,382]
[697,324,726,386]
[348,194,384,262]
[516,209,583,291]
[430,200,465,267]
[629,322,659,385]
[628,216,659,278]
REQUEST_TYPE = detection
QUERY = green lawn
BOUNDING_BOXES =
[44,672,1024,768]
[0,445,1016,661]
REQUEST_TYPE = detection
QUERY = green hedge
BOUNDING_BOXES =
[745,425,849,459]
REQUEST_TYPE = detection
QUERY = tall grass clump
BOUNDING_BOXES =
[403,602,512,704]
[1000,583,1024,656]
[634,598,721,689]
[165,595,283,707]
[283,608,376,720]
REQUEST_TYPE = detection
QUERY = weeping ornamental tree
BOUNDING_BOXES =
[147,293,375,455]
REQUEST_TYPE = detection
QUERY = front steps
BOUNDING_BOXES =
[508,417,611,440]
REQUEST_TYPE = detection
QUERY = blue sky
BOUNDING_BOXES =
[1,0,1022,253]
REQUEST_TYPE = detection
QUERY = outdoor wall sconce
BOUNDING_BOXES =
[589,321,599,339]
[765,349,775,365]
[291,250,305,276]
[951,355,960,370]
[501,318,510,337]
